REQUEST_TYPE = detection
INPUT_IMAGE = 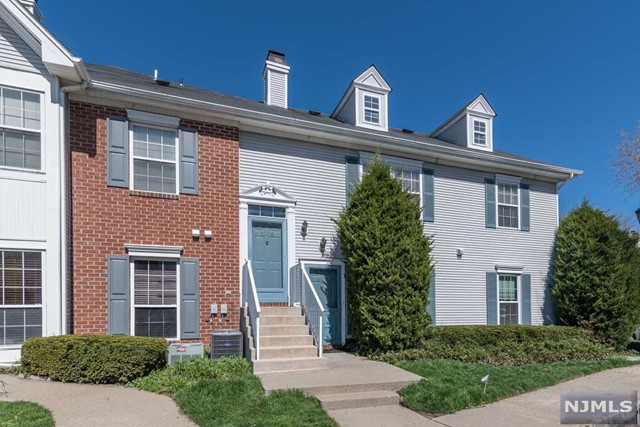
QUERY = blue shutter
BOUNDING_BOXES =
[107,255,130,335]
[485,178,496,228]
[345,156,360,205]
[521,274,532,325]
[179,129,199,195]
[427,270,436,325]
[422,168,434,222]
[520,183,530,232]
[180,258,200,339]
[486,272,498,325]
[106,117,129,188]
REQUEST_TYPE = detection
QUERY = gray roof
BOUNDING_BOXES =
[85,63,576,174]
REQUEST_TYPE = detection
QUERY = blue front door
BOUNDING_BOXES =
[307,266,342,345]
[250,220,286,302]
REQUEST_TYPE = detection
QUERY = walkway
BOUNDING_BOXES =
[0,374,195,427]
[328,364,640,427]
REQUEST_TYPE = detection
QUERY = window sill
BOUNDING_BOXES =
[130,190,179,200]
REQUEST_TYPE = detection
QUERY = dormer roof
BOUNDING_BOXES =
[331,65,391,119]
[431,93,496,137]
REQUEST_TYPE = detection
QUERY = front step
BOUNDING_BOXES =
[260,315,306,326]
[260,345,318,359]
[260,335,314,347]
[316,390,400,410]
[253,357,328,374]
[261,306,302,316]
[260,324,310,336]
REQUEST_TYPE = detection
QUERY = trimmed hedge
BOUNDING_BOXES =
[424,325,592,345]
[373,325,616,365]
[21,335,167,383]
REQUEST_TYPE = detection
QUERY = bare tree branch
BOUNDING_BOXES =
[613,122,640,194]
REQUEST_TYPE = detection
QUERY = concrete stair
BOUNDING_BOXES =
[316,390,400,410]
[247,306,326,374]
[253,357,328,374]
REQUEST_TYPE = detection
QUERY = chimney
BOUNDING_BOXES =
[19,0,43,22]
[262,50,290,108]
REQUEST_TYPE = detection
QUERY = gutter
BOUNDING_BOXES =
[61,60,91,93]
[87,79,582,181]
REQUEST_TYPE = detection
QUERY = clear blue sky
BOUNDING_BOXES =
[40,1,640,222]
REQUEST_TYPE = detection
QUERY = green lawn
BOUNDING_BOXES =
[175,375,337,427]
[0,401,54,427]
[397,358,637,415]
[133,358,337,427]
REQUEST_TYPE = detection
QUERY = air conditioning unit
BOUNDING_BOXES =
[168,343,204,366]
[210,330,243,359]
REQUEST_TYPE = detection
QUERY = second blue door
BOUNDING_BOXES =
[307,266,342,346]
[251,220,286,302]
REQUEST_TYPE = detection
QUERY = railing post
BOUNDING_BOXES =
[255,316,260,361]
[318,316,323,357]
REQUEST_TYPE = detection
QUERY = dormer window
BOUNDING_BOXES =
[430,94,495,152]
[473,120,487,145]
[363,95,380,124]
[331,65,391,132]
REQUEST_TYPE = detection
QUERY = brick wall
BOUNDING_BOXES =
[69,100,239,345]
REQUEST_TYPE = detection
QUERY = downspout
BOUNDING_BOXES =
[58,60,90,335]
[556,172,575,192]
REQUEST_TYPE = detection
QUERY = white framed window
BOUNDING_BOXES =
[391,166,421,200]
[473,119,487,145]
[0,87,42,171]
[130,125,178,194]
[0,250,43,345]
[497,182,519,228]
[132,259,178,339]
[498,274,519,325]
[360,153,423,204]
[363,95,380,124]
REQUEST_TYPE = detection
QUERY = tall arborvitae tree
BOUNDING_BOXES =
[552,200,640,348]
[335,155,433,353]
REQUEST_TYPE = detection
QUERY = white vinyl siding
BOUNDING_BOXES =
[0,250,42,345]
[267,71,287,108]
[240,132,351,259]
[425,166,556,326]
[131,125,177,194]
[0,17,46,74]
[240,132,558,326]
[436,116,467,147]
[0,86,41,170]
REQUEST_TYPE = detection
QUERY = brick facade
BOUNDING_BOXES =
[68,100,239,345]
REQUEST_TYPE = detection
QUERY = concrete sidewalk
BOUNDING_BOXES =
[0,374,196,427]
[329,365,640,427]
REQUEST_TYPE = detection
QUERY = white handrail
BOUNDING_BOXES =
[242,259,261,360]
[300,262,325,357]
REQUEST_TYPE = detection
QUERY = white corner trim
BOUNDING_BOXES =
[495,174,522,184]
[126,109,180,127]
[495,265,524,275]
[125,244,183,258]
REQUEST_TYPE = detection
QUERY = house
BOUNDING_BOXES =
[0,0,582,371]
[0,0,88,364]
[62,51,580,372]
